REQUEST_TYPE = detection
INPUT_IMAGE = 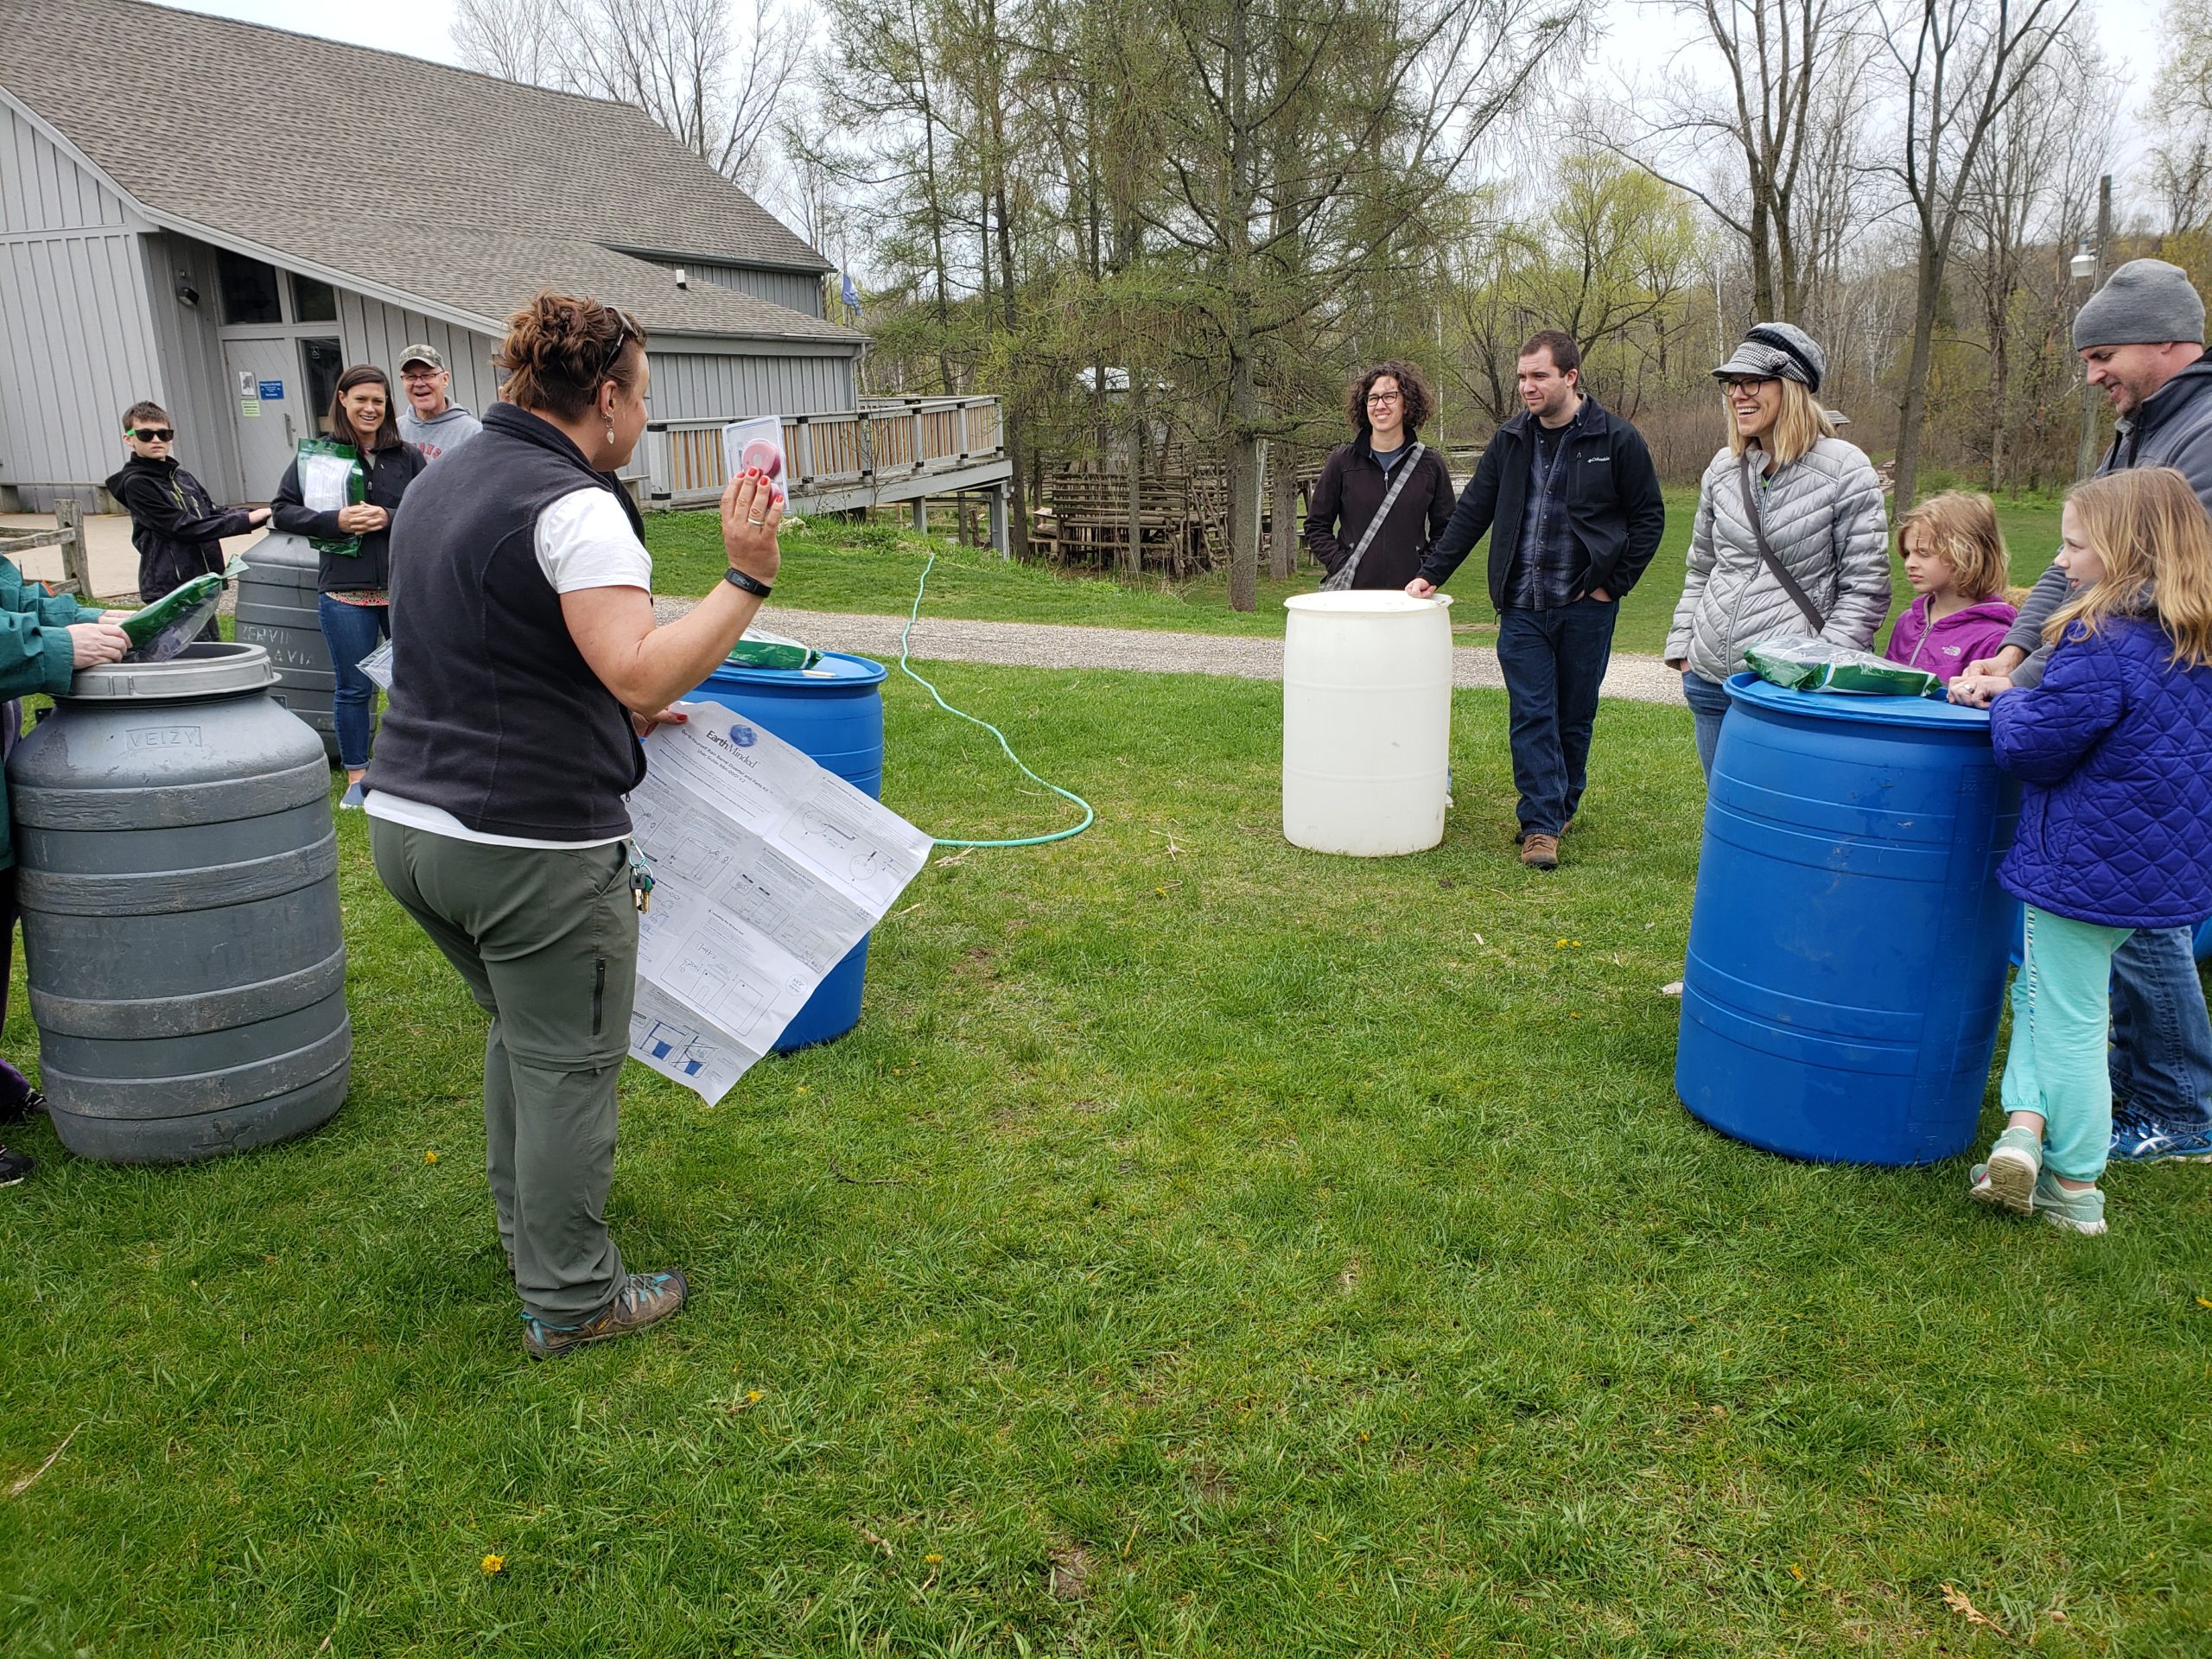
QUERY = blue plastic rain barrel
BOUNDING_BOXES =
[1676,674,2020,1165]
[684,650,888,1051]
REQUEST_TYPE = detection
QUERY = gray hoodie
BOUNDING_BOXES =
[398,400,483,464]
[2003,356,2212,688]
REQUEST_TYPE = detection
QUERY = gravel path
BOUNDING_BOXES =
[654,599,1688,705]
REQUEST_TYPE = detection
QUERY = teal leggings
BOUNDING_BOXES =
[2001,905,2134,1183]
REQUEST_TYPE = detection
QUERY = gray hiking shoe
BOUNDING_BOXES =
[522,1268,689,1360]
[1970,1126,2042,1215]
[2032,1173,2107,1236]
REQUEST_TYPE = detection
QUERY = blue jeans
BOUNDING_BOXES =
[1681,671,1732,779]
[2107,925,2212,1130]
[317,594,389,770]
[1496,601,1620,836]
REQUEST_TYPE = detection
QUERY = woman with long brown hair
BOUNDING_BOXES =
[270,363,428,801]
[366,293,785,1358]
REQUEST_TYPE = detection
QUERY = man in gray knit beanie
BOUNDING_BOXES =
[2073,258,2206,421]
[1954,255,2212,1168]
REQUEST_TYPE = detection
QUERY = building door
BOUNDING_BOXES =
[224,337,300,500]
[299,337,343,435]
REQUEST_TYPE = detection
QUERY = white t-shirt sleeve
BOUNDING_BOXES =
[535,487,653,593]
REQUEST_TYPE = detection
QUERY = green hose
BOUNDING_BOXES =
[898,550,1096,849]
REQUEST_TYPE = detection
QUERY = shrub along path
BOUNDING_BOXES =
[3,664,2206,1656]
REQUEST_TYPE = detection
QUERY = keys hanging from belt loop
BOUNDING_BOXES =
[627,842,656,913]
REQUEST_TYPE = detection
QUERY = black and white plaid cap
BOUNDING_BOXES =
[1712,321,1825,394]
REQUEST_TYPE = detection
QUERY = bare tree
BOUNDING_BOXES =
[2145,0,2212,237]
[1619,0,1869,321]
[452,0,804,187]
[1957,29,2109,490]
[450,0,565,83]
[1879,0,2081,517]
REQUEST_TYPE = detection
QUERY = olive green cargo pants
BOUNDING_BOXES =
[370,819,637,1325]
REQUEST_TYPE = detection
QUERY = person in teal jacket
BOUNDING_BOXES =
[0,561,130,1185]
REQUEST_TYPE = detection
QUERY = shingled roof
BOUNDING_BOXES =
[0,0,861,346]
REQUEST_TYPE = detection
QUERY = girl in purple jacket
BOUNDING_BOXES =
[1970,467,2212,1236]
[1884,491,2018,678]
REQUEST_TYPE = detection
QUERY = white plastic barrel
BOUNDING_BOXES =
[1281,591,1454,855]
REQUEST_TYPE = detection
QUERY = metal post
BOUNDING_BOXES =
[988,484,1009,558]
[2076,173,2113,482]
[912,494,927,534]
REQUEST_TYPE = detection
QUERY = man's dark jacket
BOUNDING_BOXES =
[2002,355,2212,677]
[1416,397,1666,609]
[1303,431,1457,591]
[104,454,257,602]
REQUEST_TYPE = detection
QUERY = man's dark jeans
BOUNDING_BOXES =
[1496,598,1619,838]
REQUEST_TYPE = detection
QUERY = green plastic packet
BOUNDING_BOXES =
[119,558,250,663]
[725,628,819,671]
[296,436,365,556]
[1744,635,1947,699]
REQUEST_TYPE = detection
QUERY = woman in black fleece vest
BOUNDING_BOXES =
[366,294,784,1360]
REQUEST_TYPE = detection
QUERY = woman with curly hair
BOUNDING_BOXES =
[1303,359,1456,591]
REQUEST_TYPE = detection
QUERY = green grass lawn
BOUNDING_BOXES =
[651,486,2069,663]
[3,666,2207,1656]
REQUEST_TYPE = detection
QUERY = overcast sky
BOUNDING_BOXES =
[159,0,2171,198]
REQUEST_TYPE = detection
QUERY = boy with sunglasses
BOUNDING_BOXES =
[105,402,271,619]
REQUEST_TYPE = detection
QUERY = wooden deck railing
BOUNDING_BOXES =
[636,397,1005,512]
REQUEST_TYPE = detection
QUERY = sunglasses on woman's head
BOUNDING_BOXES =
[598,318,638,382]
[130,427,175,442]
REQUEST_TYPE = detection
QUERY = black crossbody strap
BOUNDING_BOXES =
[1321,442,1427,593]
[1737,452,1826,632]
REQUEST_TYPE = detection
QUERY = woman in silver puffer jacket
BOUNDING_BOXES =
[1665,323,1892,775]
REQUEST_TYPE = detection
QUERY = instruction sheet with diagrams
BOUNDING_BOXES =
[625,702,932,1103]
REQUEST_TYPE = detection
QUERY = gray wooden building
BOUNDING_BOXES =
[0,0,874,511]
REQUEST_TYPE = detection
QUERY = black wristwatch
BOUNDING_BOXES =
[722,566,772,599]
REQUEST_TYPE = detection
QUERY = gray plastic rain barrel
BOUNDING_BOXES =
[232,531,340,762]
[8,642,350,1162]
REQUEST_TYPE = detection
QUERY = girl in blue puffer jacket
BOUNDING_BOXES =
[1970,467,2212,1236]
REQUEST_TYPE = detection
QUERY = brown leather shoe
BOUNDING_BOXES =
[522,1268,689,1360]
[1520,833,1560,870]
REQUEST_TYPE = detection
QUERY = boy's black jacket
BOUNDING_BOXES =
[105,454,256,601]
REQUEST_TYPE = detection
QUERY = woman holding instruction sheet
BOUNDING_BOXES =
[366,292,786,1361]
[270,364,427,806]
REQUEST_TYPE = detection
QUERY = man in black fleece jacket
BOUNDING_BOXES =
[105,400,270,607]
[1408,331,1665,868]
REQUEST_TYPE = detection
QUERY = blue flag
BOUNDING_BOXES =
[841,272,862,318]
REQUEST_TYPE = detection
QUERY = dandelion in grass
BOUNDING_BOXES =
[481,1554,505,1575]
[424,1149,438,1164]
